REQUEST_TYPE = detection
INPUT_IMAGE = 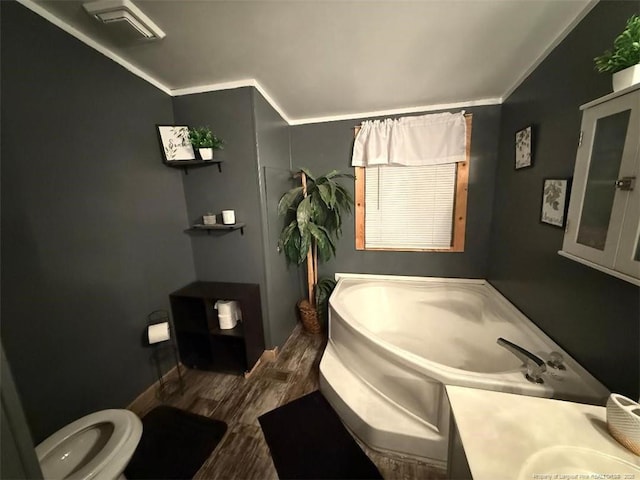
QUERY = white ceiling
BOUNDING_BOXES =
[26,0,596,124]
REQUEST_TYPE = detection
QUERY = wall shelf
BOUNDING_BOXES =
[164,160,223,174]
[187,222,245,235]
[210,323,245,338]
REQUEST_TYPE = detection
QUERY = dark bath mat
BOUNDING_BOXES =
[259,390,383,480]
[124,405,227,479]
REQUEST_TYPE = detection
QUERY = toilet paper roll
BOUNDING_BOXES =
[218,313,238,330]
[215,300,233,316]
[222,210,235,225]
[148,322,170,344]
[230,300,242,321]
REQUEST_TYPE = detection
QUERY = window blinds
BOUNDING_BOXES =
[364,164,456,249]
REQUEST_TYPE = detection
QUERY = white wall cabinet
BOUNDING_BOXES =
[559,84,640,286]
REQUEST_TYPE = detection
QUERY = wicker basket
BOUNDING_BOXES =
[607,393,640,455]
[297,299,322,334]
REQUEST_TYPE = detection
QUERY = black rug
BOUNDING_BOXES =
[124,405,227,479]
[259,391,383,480]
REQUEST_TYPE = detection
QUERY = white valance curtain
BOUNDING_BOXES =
[351,111,467,167]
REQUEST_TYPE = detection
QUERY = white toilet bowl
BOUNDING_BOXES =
[35,409,142,480]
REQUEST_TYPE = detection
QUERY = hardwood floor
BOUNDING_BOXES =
[128,325,447,480]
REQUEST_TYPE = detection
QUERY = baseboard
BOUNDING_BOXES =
[129,347,280,397]
[262,346,279,362]
[127,364,181,410]
[244,347,279,378]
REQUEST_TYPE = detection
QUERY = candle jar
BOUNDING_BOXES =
[203,213,217,225]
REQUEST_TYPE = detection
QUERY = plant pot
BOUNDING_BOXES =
[297,299,322,334]
[198,148,214,160]
[612,64,640,92]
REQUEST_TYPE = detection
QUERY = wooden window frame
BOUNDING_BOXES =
[355,114,472,252]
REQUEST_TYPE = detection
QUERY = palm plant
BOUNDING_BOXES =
[278,168,353,331]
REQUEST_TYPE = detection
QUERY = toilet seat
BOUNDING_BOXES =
[36,409,142,480]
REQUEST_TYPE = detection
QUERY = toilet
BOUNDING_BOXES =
[35,409,142,480]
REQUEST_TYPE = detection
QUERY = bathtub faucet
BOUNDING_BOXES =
[497,337,547,384]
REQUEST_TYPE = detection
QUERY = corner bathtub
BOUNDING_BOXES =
[318,274,609,465]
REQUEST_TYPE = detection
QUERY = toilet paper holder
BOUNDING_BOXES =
[146,310,184,399]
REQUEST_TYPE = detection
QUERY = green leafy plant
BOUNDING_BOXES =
[278,169,353,314]
[594,14,640,73]
[188,126,224,150]
[314,277,337,325]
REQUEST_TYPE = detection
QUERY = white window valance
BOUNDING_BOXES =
[351,111,467,167]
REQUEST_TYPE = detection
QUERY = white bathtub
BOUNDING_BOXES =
[319,274,609,466]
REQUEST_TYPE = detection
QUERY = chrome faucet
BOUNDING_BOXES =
[497,337,547,384]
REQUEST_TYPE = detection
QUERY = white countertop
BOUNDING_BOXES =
[446,385,640,480]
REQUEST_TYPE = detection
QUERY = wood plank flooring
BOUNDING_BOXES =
[128,325,447,479]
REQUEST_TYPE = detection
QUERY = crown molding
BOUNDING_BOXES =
[171,80,292,123]
[287,97,502,126]
[170,81,501,124]
[171,79,257,97]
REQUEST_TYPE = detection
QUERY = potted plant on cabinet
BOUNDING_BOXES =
[594,14,640,92]
[188,126,224,160]
[278,169,353,333]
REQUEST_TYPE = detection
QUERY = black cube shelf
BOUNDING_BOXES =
[169,281,265,375]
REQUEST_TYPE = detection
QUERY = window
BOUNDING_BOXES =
[355,114,471,251]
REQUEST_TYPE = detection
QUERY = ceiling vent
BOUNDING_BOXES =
[83,0,166,40]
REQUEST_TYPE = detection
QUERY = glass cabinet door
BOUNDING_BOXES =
[562,88,640,272]
[575,109,630,251]
[614,153,640,279]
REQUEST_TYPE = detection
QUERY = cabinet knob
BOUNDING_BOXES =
[615,177,635,191]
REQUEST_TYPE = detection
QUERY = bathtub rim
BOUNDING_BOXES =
[330,273,609,403]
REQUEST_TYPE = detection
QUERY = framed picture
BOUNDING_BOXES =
[515,125,533,169]
[541,178,571,228]
[157,125,195,161]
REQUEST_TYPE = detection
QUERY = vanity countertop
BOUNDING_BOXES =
[446,385,640,480]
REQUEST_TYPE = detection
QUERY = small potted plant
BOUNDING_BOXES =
[278,169,353,333]
[188,126,224,160]
[594,14,640,92]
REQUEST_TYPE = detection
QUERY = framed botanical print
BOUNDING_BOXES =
[515,125,533,169]
[541,178,571,228]
[157,125,195,162]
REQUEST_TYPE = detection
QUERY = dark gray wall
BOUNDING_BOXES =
[172,89,275,344]
[488,1,640,399]
[289,105,501,279]
[1,344,43,479]
[253,91,302,347]
[1,1,195,442]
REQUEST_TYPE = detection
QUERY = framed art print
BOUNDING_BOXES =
[541,178,571,228]
[515,125,533,169]
[157,125,195,162]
